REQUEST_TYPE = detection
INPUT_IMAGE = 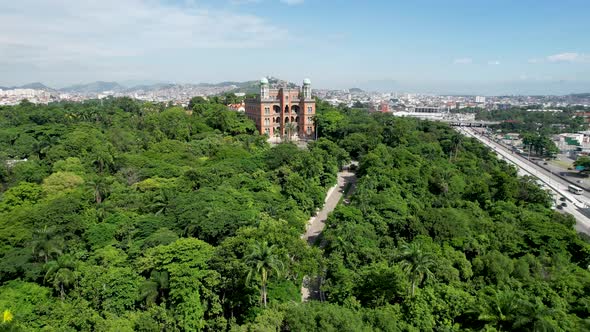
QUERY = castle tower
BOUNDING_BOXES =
[260,77,269,100]
[244,78,315,141]
[302,78,311,99]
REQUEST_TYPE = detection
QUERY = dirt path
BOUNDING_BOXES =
[301,169,357,301]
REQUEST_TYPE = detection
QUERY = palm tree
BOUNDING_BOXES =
[86,176,111,204]
[245,241,284,307]
[32,135,59,160]
[150,189,172,215]
[44,254,77,300]
[93,151,113,174]
[476,290,521,331]
[32,226,64,263]
[398,242,436,297]
[513,298,558,332]
[140,270,169,306]
[284,122,297,142]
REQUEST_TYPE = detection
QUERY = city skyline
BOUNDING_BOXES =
[1,0,590,94]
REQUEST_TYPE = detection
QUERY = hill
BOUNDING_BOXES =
[0,82,55,91]
[60,81,126,94]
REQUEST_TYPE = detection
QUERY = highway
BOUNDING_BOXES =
[458,127,590,235]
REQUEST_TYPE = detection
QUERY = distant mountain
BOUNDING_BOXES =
[20,82,53,90]
[61,81,125,94]
[349,88,364,93]
[569,93,590,98]
[0,77,307,96]
[125,83,177,92]
[223,77,299,94]
[200,81,243,88]
[0,82,55,91]
[357,79,590,95]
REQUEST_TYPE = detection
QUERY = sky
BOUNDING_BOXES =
[1,0,589,95]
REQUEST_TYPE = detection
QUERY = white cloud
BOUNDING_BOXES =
[280,0,305,5]
[453,58,472,64]
[0,0,288,70]
[529,52,590,64]
[547,52,590,63]
[487,60,500,65]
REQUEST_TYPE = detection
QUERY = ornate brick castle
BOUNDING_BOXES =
[245,78,315,140]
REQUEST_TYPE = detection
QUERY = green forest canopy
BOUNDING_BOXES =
[0,97,589,331]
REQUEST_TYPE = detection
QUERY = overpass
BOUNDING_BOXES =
[446,120,501,127]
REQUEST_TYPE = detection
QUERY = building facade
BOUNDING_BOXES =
[227,101,245,112]
[245,78,315,140]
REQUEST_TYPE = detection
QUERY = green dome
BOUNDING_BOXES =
[303,78,311,85]
[260,77,269,85]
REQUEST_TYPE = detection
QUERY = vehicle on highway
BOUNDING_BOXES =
[568,184,584,195]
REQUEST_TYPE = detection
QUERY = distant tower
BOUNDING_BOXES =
[260,77,269,99]
[302,78,312,99]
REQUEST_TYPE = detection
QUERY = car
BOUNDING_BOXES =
[560,197,566,201]
[577,180,584,184]
[543,162,548,165]
[562,202,567,207]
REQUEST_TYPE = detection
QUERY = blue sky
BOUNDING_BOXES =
[1,0,589,94]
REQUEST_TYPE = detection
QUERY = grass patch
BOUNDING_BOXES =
[550,159,573,169]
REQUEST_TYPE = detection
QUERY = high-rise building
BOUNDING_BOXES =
[245,78,315,140]
[476,96,486,103]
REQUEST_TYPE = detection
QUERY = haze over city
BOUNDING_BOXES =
[1,0,590,95]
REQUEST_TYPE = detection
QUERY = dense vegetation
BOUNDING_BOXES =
[460,107,587,135]
[1,98,589,331]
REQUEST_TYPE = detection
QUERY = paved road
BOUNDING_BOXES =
[301,169,357,302]
[538,158,590,192]
[302,170,357,245]
[460,128,590,235]
[476,130,590,201]
[467,129,590,207]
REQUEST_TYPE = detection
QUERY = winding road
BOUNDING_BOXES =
[301,169,357,301]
